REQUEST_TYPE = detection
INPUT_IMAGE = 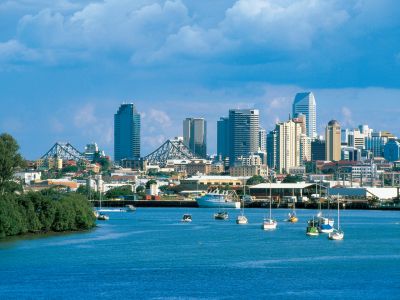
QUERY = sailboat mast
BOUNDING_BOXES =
[269,173,272,220]
[338,195,340,230]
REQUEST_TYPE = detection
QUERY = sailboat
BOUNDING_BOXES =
[306,216,319,236]
[97,188,109,221]
[329,196,344,240]
[236,184,248,225]
[262,176,277,231]
[287,200,298,223]
[317,198,334,233]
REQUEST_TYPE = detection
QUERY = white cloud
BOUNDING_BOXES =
[0,39,41,63]
[73,103,97,127]
[16,0,191,63]
[72,102,113,147]
[341,106,354,127]
[222,0,349,49]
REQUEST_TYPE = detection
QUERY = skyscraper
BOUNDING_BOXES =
[311,139,326,161]
[384,139,400,162]
[276,119,302,173]
[114,103,141,162]
[258,128,267,152]
[292,92,317,139]
[267,130,277,170]
[229,109,259,166]
[217,117,230,159]
[325,120,341,162]
[183,118,207,158]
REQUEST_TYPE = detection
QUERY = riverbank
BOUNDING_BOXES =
[0,192,96,239]
[90,199,400,210]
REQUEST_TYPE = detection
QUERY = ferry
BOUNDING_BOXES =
[196,190,241,209]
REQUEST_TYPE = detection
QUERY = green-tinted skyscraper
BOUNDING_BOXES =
[114,103,141,162]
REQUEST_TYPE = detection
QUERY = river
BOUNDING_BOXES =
[1,208,399,299]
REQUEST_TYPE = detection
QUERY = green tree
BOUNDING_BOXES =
[0,133,24,195]
[62,165,79,173]
[76,185,100,200]
[146,180,157,189]
[136,186,145,193]
[246,175,266,186]
[105,186,133,199]
[282,175,304,183]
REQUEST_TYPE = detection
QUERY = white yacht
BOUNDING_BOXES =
[329,196,344,241]
[196,190,240,209]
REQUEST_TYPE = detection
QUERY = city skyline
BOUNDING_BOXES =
[0,1,399,159]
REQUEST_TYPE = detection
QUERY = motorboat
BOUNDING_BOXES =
[214,211,229,220]
[306,218,319,236]
[97,213,109,221]
[125,205,136,212]
[181,214,192,223]
[287,212,298,223]
[196,190,240,209]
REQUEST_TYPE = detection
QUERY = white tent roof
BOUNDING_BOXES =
[250,182,314,190]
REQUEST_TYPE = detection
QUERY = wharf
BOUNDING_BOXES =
[91,199,198,208]
[90,199,400,210]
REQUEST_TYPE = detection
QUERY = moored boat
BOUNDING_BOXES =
[214,211,229,220]
[125,205,136,212]
[236,185,249,225]
[97,213,109,221]
[306,218,319,236]
[329,196,344,241]
[329,229,344,240]
[236,215,248,225]
[262,218,278,231]
[196,190,240,209]
[262,173,277,231]
[181,214,192,223]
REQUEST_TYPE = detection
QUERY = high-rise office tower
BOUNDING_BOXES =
[293,113,307,135]
[183,118,207,158]
[276,119,302,173]
[229,109,259,166]
[384,139,400,162]
[311,139,326,161]
[217,117,230,159]
[341,128,349,145]
[365,131,390,158]
[292,92,317,139]
[114,103,141,162]
[300,134,312,163]
[258,128,267,152]
[267,130,277,170]
[348,129,366,150]
[325,120,341,162]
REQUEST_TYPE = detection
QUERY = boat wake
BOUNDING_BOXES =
[232,254,400,269]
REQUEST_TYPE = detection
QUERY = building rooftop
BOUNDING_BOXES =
[250,182,314,189]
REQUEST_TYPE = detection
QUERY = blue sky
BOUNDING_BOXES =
[0,0,399,159]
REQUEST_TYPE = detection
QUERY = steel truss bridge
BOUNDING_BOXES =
[143,139,198,166]
[41,142,88,162]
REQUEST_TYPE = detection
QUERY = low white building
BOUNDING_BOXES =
[14,171,41,184]
[328,187,398,200]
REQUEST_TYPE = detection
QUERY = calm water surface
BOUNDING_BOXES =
[1,208,400,299]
